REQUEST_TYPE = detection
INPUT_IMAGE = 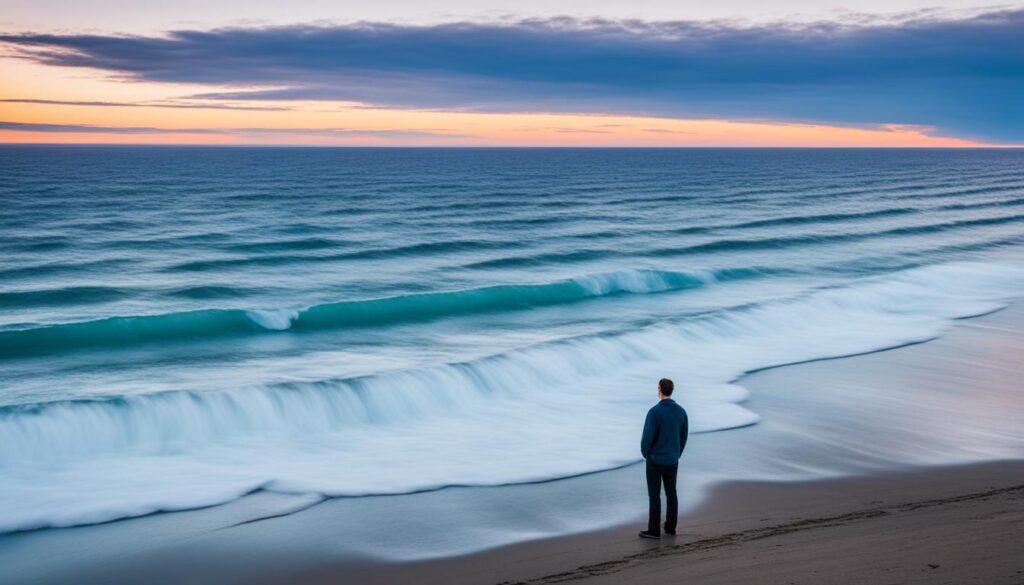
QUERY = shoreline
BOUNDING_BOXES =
[294,301,1024,584]
[3,300,1022,584]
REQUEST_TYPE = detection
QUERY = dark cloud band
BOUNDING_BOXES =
[0,121,464,139]
[0,98,292,111]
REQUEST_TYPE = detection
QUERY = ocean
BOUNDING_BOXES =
[2,146,1023,534]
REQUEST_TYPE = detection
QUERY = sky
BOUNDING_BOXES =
[1,1,1022,146]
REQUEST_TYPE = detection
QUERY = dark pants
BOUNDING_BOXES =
[646,459,678,535]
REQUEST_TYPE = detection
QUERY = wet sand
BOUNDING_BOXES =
[320,461,1024,585]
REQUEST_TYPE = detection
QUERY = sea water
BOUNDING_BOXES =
[1,146,1023,533]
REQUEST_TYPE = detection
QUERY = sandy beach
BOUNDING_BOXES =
[330,461,1024,585]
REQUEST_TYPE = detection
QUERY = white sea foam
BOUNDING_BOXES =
[570,268,704,295]
[246,309,300,330]
[0,261,1021,533]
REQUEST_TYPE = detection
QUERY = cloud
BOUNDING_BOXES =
[552,128,608,134]
[0,121,199,134]
[2,10,1022,141]
[0,98,292,111]
[642,128,697,135]
[0,121,465,139]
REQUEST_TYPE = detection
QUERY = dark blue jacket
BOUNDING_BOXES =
[640,399,689,466]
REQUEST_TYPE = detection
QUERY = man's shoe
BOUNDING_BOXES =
[663,522,676,536]
[638,530,661,540]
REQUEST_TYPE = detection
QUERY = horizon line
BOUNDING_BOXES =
[2,143,1022,149]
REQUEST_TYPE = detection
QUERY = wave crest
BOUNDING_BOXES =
[0,268,745,358]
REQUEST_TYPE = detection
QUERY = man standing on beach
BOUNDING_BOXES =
[639,378,689,540]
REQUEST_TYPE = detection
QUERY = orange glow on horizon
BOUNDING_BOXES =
[0,56,1006,148]
[0,109,992,148]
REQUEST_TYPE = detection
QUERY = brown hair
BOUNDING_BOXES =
[658,378,674,397]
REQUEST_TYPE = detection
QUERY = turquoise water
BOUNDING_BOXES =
[2,146,1023,532]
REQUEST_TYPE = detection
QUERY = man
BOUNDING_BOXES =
[639,377,689,540]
